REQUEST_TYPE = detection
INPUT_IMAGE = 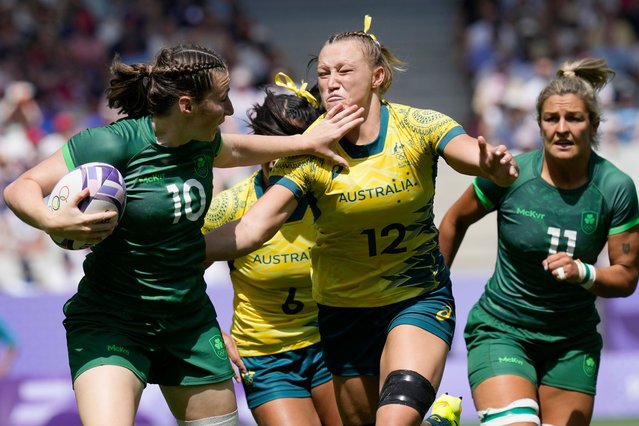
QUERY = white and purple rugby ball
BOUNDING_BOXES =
[46,162,126,250]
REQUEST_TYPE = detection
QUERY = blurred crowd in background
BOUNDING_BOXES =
[1,0,639,295]
[0,0,281,295]
[457,0,639,151]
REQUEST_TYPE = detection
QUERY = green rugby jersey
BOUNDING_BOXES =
[474,149,639,329]
[270,102,465,308]
[62,116,220,315]
[202,171,319,356]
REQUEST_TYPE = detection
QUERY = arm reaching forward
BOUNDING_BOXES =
[205,185,300,261]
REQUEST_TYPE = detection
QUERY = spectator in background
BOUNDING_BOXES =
[0,211,71,294]
[0,1,286,133]
[458,0,639,155]
[0,0,296,294]
[472,56,561,153]
[602,80,639,148]
[0,315,17,379]
[0,81,71,294]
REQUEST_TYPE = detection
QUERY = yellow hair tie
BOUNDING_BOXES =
[363,14,378,44]
[274,72,319,109]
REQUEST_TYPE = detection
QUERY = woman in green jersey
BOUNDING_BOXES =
[2,44,362,426]
[204,16,516,426]
[439,58,639,426]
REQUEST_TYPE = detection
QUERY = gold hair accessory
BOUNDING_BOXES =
[363,15,379,44]
[274,72,319,109]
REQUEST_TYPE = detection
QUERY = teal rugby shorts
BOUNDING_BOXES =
[240,342,332,409]
[318,279,455,377]
[63,294,234,386]
[464,303,602,395]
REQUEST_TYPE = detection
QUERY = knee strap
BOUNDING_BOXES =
[176,410,238,426]
[379,369,435,419]
[478,398,540,426]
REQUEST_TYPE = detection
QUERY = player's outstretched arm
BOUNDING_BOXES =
[443,135,519,186]
[439,185,490,268]
[216,104,363,169]
[205,185,299,261]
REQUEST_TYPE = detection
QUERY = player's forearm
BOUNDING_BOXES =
[438,219,467,268]
[444,135,518,186]
[587,264,638,298]
[204,218,268,261]
[3,178,52,231]
[217,133,307,168]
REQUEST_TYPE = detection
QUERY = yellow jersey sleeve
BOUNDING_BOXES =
[201,172,255,234]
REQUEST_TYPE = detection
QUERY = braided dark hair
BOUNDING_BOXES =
[106,44,228,118]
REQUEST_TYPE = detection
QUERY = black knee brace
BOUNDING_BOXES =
[378,369,436,419]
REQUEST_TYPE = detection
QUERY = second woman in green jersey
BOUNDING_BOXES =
[439,58,639,426]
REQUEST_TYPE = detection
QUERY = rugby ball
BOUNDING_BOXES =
[46,162,126,250]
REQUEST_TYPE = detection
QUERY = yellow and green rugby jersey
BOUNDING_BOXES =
[202,171,319,356]
[269,102,466,307]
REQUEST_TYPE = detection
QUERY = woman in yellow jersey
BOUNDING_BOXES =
[203,76,342,426]
[204,17,515,426]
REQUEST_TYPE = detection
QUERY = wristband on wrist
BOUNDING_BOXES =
[575,259,596,289]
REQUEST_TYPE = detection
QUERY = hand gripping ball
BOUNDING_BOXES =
[46,162,126,250]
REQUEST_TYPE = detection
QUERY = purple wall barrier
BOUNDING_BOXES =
[604,295,639,351]
[0,273,638,425]
[0,281,252,426]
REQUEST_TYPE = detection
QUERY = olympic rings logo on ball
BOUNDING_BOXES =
[49,185,70,211]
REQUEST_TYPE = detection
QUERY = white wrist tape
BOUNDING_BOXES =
[576,260,596,289]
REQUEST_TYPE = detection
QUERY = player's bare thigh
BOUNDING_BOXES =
[310,380,342,426]
[538,384,594,426]
[380,324,448,388]
[332,375,379,425]
[161,379,237,421]
[74,364,145,426]
[251,397,323,426]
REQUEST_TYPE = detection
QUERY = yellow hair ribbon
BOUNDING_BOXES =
[274,72,319,109]
[363,14,378,44]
